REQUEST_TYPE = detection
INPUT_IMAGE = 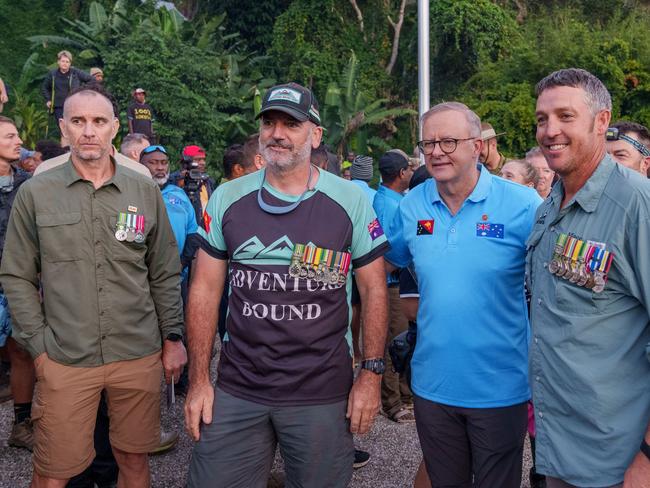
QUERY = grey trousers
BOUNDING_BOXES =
[187,387,354,488]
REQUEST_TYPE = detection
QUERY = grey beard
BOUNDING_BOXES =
[154,175,169,186]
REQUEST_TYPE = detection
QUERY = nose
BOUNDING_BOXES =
[82,122,95,138]
[270,122,286,141]
[542,117,562,139]
[430,140,445,158]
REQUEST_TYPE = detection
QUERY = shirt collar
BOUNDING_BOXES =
[428,163,491,204]
[378,184,403,200]
[64,156,125,192]
[554,154,615,213]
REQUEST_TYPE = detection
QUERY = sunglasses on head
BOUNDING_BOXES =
[142,145,168,155]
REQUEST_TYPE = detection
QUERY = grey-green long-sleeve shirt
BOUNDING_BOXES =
[526,155,650,486]
[0,160,183,366]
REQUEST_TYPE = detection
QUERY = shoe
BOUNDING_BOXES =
[353,449,370,469]
[8,418,33,450]
[0,382,11,404]
[149,430,178,455]
[384,407,416,423]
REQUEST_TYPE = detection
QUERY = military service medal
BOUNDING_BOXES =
[548,233,568,275]
[289,244,305,278]
[115,212,128,241]
[134,215,146,244]
[125,213,136,242]
[592,250,614,293]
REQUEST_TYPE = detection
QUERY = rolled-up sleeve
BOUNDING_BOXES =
[146,188,184,339]
[0,185,47,358]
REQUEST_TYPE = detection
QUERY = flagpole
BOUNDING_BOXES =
[418,0,430,164]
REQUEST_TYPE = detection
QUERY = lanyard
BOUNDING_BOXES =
[257,165,314,215]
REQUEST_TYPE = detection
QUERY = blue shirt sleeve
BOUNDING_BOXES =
[384,203,411,268]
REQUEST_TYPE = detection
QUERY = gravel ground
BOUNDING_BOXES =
[0,352,533,487]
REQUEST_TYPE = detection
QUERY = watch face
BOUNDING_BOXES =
[363,359,386,374]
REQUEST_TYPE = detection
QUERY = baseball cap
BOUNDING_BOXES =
[90,67,103,76]
[378,150,409,175]
[256,82,321,125]
[182,145,206,158]
[134,88,146,94]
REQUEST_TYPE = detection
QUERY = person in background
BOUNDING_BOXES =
[90,68,104,83]
[605,120,650,176]
[479,122,506,174]
[0,78,8,113]
[0,116,35,452]
[127,88,155,142]
[526,146,556,199]
[500,159,539,188]
[40,50,93,126]
[119,133,150,163]
[17,148,43,174]
[373,149,414,424]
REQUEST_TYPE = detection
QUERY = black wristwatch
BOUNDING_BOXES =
[641,438,650,461]
[361,358,386,375]
[165,333,183,342]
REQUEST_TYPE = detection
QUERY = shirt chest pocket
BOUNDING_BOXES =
[36,212,82,262]
[109,216,147,262]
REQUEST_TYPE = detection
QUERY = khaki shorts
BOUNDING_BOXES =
[32,352,162,479]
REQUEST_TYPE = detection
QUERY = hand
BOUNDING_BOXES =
[46,101,51,109]
[0,93,7,104]
[162,339,187,384]
[346,369,381,434]
[624,451,650,487]
[184,379,214,441]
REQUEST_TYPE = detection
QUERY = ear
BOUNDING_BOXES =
[232,164,245,178]
[642,156,650,177]
[58,118,67,140]
[311,126,323,149]
[111,117,119,141]
[594,109,611,136]
[473,138,484,159]
[254,154,265,170]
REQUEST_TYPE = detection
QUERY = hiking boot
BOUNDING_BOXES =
[149,430,178,455]
[353,449,370,469]
[8,418,33,450]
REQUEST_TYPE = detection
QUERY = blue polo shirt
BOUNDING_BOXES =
[162,183,198,254]
[386,165,542,407]
[373,185,403,286]
[351,179,376,204]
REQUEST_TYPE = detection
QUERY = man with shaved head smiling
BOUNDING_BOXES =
[0,84,186,487]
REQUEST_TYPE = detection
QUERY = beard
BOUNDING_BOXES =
[153,173,169,186]
[261,130,313,174]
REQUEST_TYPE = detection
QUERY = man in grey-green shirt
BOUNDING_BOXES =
[527,68,650,487]
[0,84,186,487]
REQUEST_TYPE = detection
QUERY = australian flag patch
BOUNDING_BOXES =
[368,218,384,240]
[476,222,504,239]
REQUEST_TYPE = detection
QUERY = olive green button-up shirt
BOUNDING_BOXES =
[0,159,183,366]
[526,155,650,486]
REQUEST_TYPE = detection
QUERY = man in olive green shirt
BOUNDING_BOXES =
[527,68,650,488]
[0,84,186,487]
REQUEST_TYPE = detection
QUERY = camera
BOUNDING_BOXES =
[181,155,209,195]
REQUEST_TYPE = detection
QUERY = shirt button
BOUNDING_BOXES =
[450,228,456,233]
[536,376,540,381]
[550,226,555,232]
[101,335,106,340]
[543,262,548,268]
[96,263,101,269]
[538,411,544,418]
[98,287,103,292]
[534,336,539,344]
[537,298,542,305]
[100,310,105,316]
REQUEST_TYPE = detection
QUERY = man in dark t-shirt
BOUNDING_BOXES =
[127,88,155,141]
[184,82,389,488]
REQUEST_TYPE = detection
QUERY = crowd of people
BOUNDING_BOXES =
[0,51,648,488]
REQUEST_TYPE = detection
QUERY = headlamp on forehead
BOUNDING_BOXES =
[606,127,650,157]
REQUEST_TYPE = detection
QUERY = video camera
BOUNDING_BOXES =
[181,155,209,195]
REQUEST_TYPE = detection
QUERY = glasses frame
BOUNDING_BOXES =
[417,137,476,155]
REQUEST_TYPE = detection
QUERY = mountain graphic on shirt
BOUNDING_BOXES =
[232,235,296,262]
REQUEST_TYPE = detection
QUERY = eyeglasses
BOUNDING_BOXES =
[142,145,167,155]
[417,137,475,155]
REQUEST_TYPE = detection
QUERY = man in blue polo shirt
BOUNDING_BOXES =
[386,101,541,487]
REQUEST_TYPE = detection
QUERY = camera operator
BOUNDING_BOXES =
[169,145,215,229]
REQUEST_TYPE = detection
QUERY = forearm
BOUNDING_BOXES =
[356,259,389,359]
[186,280,220,385]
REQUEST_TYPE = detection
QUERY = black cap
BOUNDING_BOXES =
[378,151,409,176]
[256,82,321,125]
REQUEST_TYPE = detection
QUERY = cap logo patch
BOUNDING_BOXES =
[268,88,302,104]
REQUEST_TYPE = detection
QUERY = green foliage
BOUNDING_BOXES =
[321,53,416,157]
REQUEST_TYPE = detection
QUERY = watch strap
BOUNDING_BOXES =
[166,333,183,342]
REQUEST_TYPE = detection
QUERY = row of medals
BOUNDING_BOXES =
[548,233,614,293]
[114,213,145,244]
[288,243,351,286]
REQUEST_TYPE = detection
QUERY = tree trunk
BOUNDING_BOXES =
[386,0,407,75]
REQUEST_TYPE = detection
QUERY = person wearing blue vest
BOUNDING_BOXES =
[385,101,542,487]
